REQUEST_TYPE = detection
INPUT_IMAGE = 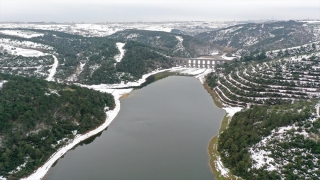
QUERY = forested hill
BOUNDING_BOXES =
[204,38,320,179]
[195,21,316,52]
[108,29,218,57]
[0,28,179,84]
[0,73,114,179]
[115,41,172,78]
[218,101,320,179]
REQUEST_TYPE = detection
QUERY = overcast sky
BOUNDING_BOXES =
[1,0,319,22]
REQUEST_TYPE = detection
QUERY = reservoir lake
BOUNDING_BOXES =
[44,76,225,180]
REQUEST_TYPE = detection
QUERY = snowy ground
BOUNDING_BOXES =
[0,39,54,78]
[173,36,185,52]
[249,123,313,172]
[222,107,243,117]
[0,38,53,50]
[0,44,48,57]
[114,42,126,63]
[215,156,230,176]
[9,159,28,175]
[300,20,320,24]
[0,38,53,62]
[221,54,236,60]
[194,68,213,84]
[316,103,320,117]
[0,80,8,89]
[0,30,44,39]
[210,51,219,55]
[176,68,207,75]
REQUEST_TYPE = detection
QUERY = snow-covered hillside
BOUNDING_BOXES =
[0,21,241,37]
[195,20,318,51]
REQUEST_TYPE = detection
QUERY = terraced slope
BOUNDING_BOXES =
[210,51,320,107]
[207,46,320,179]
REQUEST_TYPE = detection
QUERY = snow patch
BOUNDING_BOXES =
[72,130,77,136]
[0,38,53,50]
[195,69,213,84]
[114,42,126,63]
[223,107,242,117]
[9,158,29,174]
[174,36,184,52]
[0,80,8,89]
[173,36,189,57]
[249,148,276,171]
[301,21,320,24]
[215,156,230,176]
[177,68,206,75]
[243,36,259,46]
[45,89,60,96]
[127,33,139,39]
[210,51,219,55]
[144,26,172,32]
[0,30,43,39]
[315,103,320,117]
[250,123,312,172]
[0,44,48,57]
[221,54,236,60]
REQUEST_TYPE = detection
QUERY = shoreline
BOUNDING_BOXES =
[203,81,242,180]
[19,67,212,180]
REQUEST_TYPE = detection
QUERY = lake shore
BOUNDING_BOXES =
[204,81,242,180]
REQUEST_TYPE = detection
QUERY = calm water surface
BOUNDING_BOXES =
[44,76,225,180]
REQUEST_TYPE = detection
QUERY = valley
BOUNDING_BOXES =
[0,19,320,180]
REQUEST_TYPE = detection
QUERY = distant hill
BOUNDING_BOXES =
[195,21,316,52]
[0,29,175,84]
[108,29,219,57]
